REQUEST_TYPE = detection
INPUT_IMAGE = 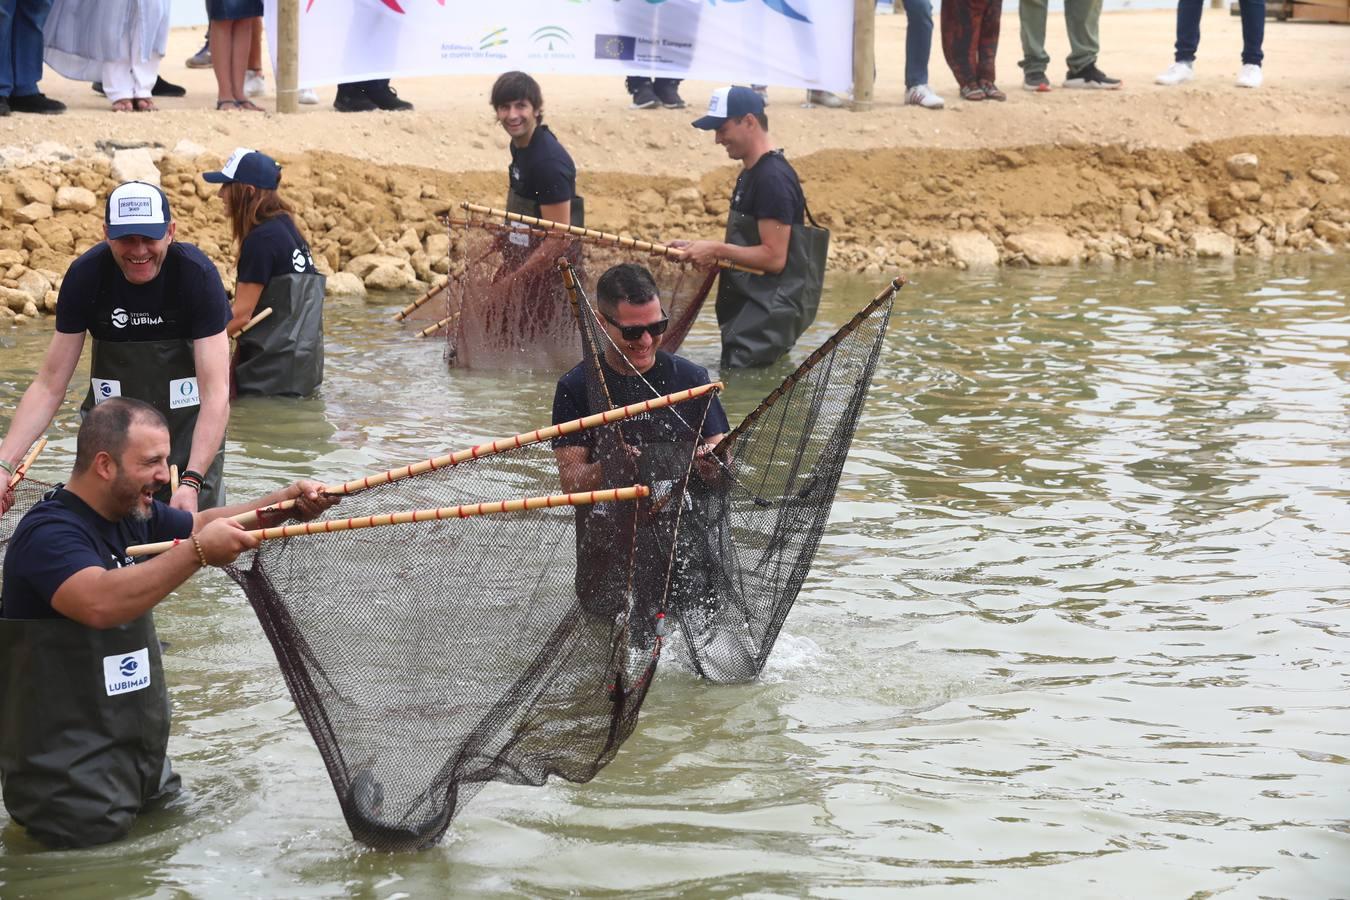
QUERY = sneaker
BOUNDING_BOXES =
[152,76,186,97]
[298,88,319,105]
[185,40,211,69]
[654,82,686,109]
[366,82,413,111]
[905,84,945,109]
[92,81,105,96]
[334,90,377,112]
[1064,63,1122,89]
[0,97,9,117]
[1155,61,1194,86]
[1235,63,1263,88]
[630,84,659,109]
[1023,71,1052,92]
[7,92,65,114]
[805,89,845,108]
[244,70,266,97]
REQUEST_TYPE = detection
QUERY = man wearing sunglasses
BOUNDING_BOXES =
[552,263,728,495]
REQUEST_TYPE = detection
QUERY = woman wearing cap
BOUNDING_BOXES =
[204,148,326,397]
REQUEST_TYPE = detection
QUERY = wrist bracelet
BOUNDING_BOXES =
[190,533,209,567]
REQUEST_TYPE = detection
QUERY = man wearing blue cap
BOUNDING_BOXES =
[674,86,828,369]
[0,181,232,514]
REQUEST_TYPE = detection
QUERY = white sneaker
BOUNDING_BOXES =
[1235,64,1263,88]
[244,70,266,97]
[1155,61,1194,85]
[905,84,945,109]
[298,88,319,105]
[805,89,846,108]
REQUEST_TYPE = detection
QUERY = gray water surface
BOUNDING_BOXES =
[1,258,1347,897]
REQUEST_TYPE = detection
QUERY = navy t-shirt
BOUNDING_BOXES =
[0,488,193,620]
[552,352,730,450]
[237,214,317,286]
[509,125,577,207]
[56,242,230,342]
[730,150,805,226]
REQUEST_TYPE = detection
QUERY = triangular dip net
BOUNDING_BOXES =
[223,387,717,851]
[399,205,716,371]
[0,444,54,591]
[562,260,900,683]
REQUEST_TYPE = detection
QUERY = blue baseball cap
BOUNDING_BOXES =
[105,181,172,240]
[203,147,281,190]
[692,86,765,130]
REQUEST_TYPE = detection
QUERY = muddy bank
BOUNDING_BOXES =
[1,135,1347,325]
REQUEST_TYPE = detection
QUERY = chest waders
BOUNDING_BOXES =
[0,495,179,848]
[714,210,830,369]
[79,338,226,510]
[233,272,327,398]
[505,190,586,228]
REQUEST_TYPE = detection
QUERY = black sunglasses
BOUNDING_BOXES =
[601,311,670,342]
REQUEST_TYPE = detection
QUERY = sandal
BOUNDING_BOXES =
[235,99,265,112]
[133,97,157,112]
[111,98,134,112]
[216,99,240,110]
[959,84,987,102]
[981,82,1007,101]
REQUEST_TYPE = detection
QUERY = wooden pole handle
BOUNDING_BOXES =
[229,307,273,339]
[8,438,47,489]
[461,202,765,276]
[129,485,651,556]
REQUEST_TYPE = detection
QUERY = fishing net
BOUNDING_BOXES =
[562,260,900,683]
[222,388,716,851]
[402,208,716,370]
[0,476,56,587]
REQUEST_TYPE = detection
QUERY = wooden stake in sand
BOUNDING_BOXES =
[229,382,723,527]
[460,202,765,275]
[7,438,47,489]
[127,485,651,557]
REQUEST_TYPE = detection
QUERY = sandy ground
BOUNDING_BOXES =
[5,12,1349,175]
[1,10,1348,325]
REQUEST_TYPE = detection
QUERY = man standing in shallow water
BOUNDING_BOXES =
[0,181,230,514]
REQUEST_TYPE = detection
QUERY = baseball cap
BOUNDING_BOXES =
[691,86,765,130]
[105,181,172,240]
[202,147,281,190]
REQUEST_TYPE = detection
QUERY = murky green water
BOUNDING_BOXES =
[1,258,1347,897]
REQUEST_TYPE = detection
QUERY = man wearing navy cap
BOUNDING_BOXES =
[674,86,828,369]
[0,181,232,514]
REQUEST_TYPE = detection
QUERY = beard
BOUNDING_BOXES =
[111,467,159,521]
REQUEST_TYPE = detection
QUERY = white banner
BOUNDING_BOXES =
[266,0,855,94]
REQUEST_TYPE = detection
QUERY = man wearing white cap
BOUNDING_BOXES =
[0,181,232,513]
[674,86,829,369]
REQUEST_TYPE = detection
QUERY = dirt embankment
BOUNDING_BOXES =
[1,135,1347,326]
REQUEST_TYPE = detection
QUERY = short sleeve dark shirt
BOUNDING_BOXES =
[552,352,730,450]
[509,125,578,207]
[0,488,193,620]
[55,242,231,342]
[236,214,317,286]
[730,150,805,226]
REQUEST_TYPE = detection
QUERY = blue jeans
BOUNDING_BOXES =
[1175,0,1264,66]
[0,0,52,98]
[903,0,935,87]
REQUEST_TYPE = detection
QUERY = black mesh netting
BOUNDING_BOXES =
[1,476,57,590]
[403,212,716,370]
[222,388,714,851]
[563,262,900,683]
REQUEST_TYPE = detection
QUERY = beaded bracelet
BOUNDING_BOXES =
[190,534,209,567]
[180,469,205,492]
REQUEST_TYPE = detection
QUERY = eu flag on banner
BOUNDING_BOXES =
[594,34,637,61]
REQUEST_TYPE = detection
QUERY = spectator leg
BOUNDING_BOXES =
[1174,0,1204,63]
[1017,0,1050,77]
[902,0,935,88]
[1064,0,1103,73]
[1238,0,1264,65]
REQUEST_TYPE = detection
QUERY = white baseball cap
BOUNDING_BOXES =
[105,181,172,240]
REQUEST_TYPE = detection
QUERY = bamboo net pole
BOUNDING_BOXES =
[461,202,765,276]
[393,278,449,322]
[415,316,451,338]
[230,382,722,527]
[231,307,273,338]
[128,485,650,557]
[170,465,179,494]
[8,438,47,489]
